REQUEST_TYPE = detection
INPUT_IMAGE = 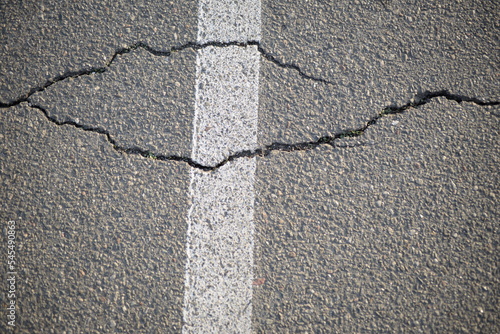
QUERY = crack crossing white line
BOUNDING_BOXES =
[182,1,261,332]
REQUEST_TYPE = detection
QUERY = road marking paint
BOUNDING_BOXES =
[182,0,261,332]
[196,0,261,44]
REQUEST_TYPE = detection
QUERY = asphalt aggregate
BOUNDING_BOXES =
[1,0,498,333]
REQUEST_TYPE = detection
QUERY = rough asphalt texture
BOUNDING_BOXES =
[1,0,499,333]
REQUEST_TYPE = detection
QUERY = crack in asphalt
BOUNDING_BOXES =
[1,41,499,171]
[0,40,332,108]
[22,90,499,171]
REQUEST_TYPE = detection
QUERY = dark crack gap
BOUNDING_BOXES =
[0,40,333,108]
[26,102,209,171]
[22,90,499,172]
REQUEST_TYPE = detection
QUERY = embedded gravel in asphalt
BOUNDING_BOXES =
[1,0,498,333]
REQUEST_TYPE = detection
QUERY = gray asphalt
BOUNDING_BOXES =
[1,0,499,333]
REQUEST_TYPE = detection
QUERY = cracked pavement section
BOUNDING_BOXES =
[253,1,499,332]
[27,46,197,160]
[0,2,197,332]
[1,103,192,332]
[254,98,499,332]
[0,40,359,170]
[1,39,498,170]
[0,0,198,103]
[1,0,499,332]
[260,0,499,147]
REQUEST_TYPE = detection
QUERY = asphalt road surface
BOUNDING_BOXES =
[1,0,499,333]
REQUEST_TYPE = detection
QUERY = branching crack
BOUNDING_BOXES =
[1,41,498,171]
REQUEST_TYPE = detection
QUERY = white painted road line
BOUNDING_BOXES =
[196,0,261,44]
[182,0,261,332]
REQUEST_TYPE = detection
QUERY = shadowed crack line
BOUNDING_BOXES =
[255,44,335,85]
[22,90,499,171]
[0,40,332,108]
[26,102,209,170]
